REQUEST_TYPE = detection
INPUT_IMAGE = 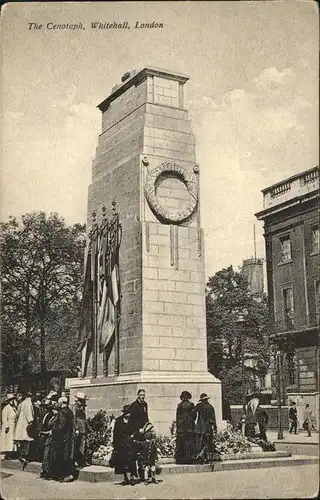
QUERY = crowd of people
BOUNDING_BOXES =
[0,390,88,482]
[0,386,315,485]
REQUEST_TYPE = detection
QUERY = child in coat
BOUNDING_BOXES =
[139,422,158,485]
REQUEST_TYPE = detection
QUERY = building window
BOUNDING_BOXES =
[286,353,296,385]
[283,287,294,329]
[315,279,320,323]
[279,235,292,263]
[311,226,319,254]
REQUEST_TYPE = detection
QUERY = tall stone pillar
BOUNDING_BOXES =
[68,67,222,434]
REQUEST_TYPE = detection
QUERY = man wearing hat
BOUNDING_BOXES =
[193,393,217,463]
[112,405,137,486]
[0,394,17,459]
[72,392,88,468]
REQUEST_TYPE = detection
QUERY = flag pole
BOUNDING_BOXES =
[113,201,120,376]
[91,211,98,379]
[102,206,108,377]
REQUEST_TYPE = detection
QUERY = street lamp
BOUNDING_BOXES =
[276,350,284,440]
[236,313,247,413]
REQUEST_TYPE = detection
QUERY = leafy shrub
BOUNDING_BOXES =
[86,410,114,464]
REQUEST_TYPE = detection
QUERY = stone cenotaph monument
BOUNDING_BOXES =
[68,67,222,433]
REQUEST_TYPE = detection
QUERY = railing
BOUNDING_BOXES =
[301,168,319,185]
[270,181,291,198]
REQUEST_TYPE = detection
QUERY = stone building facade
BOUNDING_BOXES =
[256,166,319,428]
[68,67,222,434]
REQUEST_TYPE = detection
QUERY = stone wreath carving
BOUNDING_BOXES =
[145,162,199,223]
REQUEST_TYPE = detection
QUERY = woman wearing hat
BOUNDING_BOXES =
[50,397,75,482]
[0,394,17,459]
[112,405,137,486]
[244,391,269,442]
[13,391,34,469]
[175,391,195,464]
[193,393,217,463]
[72,392,88,468]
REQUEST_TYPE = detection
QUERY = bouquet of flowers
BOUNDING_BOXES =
[86,410,114,464]
[155,434,176,457]
[247,436,276,452]
[212,424,252,455]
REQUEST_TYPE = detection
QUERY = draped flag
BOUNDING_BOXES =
[98,234,120,353]
[77,246,94,376]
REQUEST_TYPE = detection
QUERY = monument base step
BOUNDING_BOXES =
[1,454,318,482]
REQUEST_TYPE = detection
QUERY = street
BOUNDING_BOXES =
[1,465,318,499]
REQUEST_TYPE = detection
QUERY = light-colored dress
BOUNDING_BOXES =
[0,404,17,452]
[304,408,312,432]
[13,397,34,442]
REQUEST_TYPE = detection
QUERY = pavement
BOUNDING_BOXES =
[1,464,319,499]
[268,431,319,444]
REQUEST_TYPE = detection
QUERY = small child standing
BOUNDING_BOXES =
[140,422,158,485]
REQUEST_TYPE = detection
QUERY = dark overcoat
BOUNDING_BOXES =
[112,415,136,475]
[194,401,217,435]
[50,406,75,479]
[128,399,149,433]
[245,405,269,439]
[176,400,195,434]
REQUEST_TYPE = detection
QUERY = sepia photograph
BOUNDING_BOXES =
[0,1,319,498]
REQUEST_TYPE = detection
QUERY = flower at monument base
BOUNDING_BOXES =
[212,424,252,455]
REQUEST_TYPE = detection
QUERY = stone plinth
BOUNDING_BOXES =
[68,67,221,434]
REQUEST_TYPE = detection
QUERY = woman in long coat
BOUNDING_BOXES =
[0,394,17,458]
[50,397,75,482]
[13,392,34,467]
[303,404,312,437]
[193,393,217,463]
[175,391,195,464]
[113,405,137,485]
[244,392,269,442]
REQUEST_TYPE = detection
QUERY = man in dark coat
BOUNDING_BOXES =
[289,401,298,434]
[193,393,217,463]
[128,389,149,480]
[128,389,149,433]
[72,392,88,468]
[175,391,195,464]
[112,405,137,486]
[50,397,75,482]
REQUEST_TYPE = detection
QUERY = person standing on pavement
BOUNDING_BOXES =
[289,401,298,434]
[112,405,137,486]
[39,399,59,480]
[303,404,312,437]
[13,391,34,469]
[72,391,88,468]
[50,396,75,482]
[0,394,17,459]
[128,389,149,480]
[175,391,195,464]
[193,393,217,463]
[244,391,269,442]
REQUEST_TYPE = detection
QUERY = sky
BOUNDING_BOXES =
[1,1,319,277]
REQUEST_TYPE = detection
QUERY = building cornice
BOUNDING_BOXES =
[97,67,189,113]
[255,190,319,221]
